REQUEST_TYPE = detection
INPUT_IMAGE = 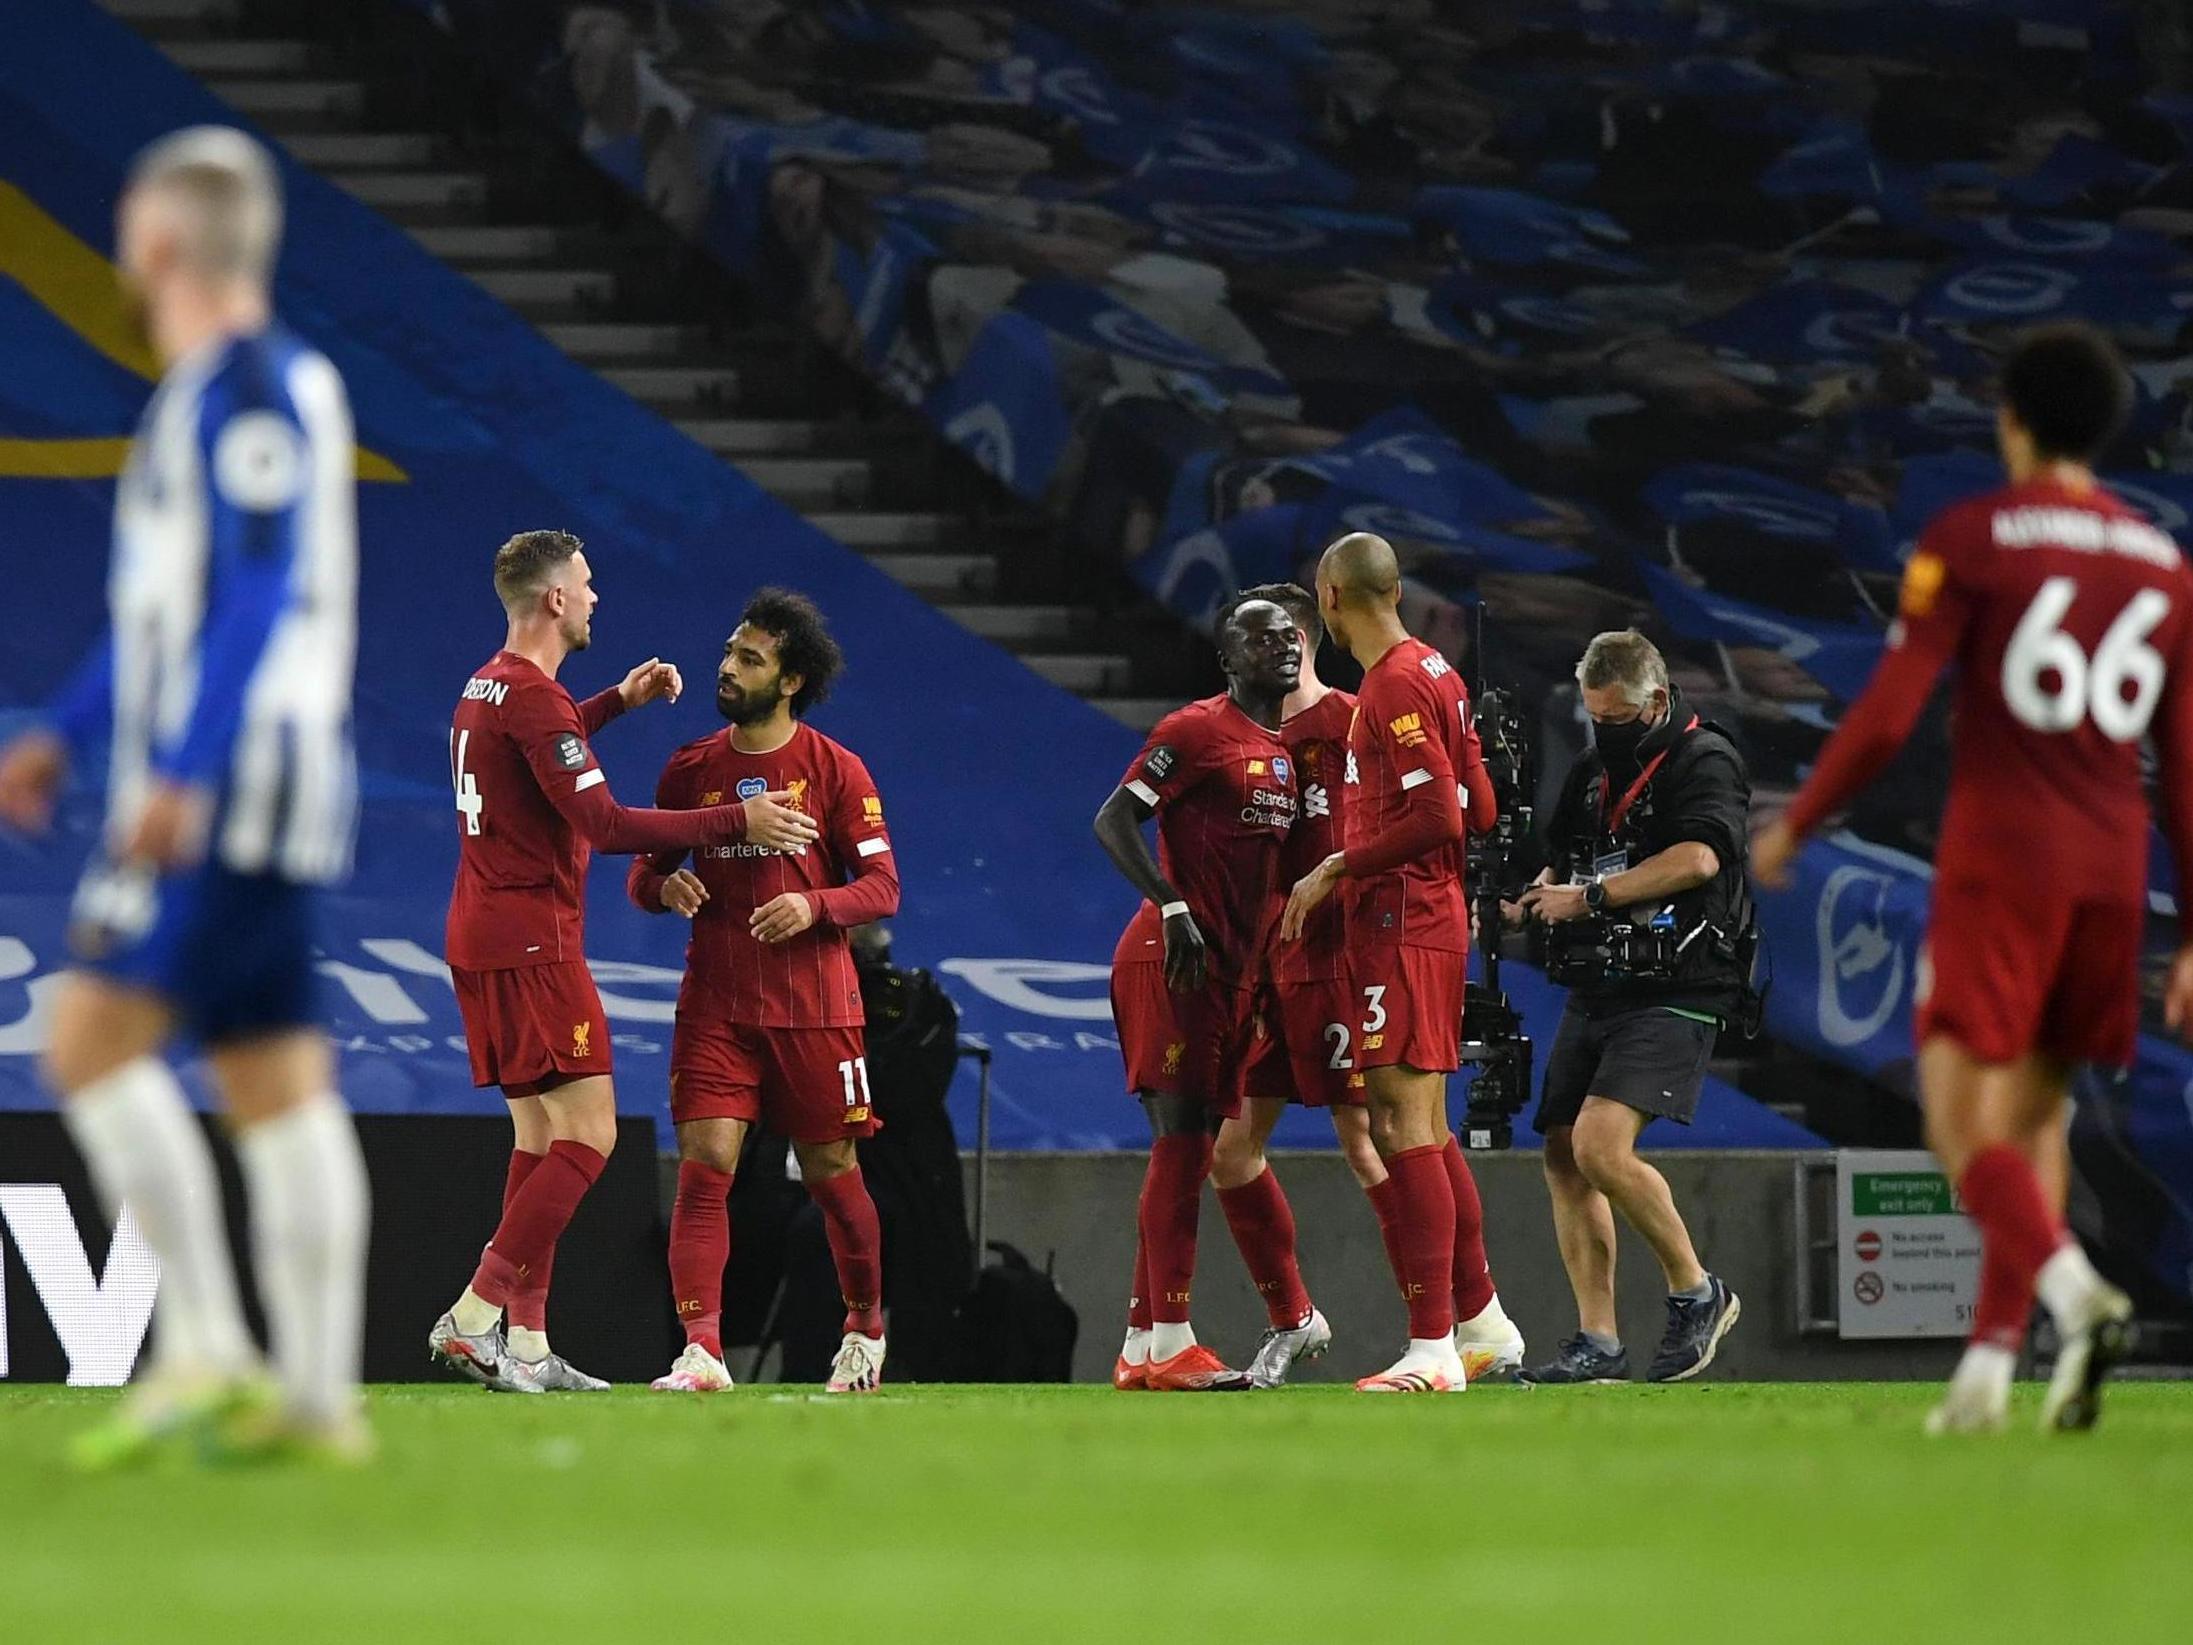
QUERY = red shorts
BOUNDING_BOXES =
[1110,963,1255,1118]
[1349,945,1465,1073]
[1246,978,1367,1108]
[669,1017,880,1144]
[451,961,612,1094]
[1917,879,2141,1068]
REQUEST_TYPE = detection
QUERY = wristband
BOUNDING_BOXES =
[1159,900,1190,919]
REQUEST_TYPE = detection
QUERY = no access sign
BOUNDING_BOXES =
[1834,1151,1981,1339]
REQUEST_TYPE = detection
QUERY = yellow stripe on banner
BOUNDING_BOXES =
[0,183,161,380]
[0,438,133,478]
[0,437,406,483]
[0,180,408,482]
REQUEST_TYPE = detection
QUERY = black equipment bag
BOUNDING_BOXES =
[954,1241,1079,1383]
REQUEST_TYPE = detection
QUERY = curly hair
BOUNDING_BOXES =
[2002,323,2131,463]
[740,586,843,717]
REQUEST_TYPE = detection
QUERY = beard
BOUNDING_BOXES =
[560,613,591,652]
[717,678,784,726]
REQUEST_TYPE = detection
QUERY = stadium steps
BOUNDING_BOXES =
[99,0,237,30]
[110,0,1190,731]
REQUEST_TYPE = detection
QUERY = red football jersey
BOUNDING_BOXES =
[446,652,625,971]
[1343,637,1488,952]
[1788,478,2193,903]
[1111,695,1298,989]
[1273,687,1356,984]
[627,722,898,1028]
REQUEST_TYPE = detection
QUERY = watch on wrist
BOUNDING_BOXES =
[1584,877,1607,913]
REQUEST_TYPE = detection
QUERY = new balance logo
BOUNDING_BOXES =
[1304,783,1330,820]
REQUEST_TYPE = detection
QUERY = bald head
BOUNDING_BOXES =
[1313,531,1404,656]
[123,126,283,285]
[1319,532,1401,604]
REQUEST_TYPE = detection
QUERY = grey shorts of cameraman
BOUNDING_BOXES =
[1524,1001,1738,1382]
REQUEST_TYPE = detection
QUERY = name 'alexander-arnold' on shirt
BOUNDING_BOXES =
[1991,505,2180,568]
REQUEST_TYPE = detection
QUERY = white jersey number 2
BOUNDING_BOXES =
[2001,576,2171,743]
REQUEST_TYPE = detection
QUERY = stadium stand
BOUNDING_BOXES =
[373,0,2193,1310]
[0,0,1825,1170]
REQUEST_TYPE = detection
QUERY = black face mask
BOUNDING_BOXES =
[1592,712,1653,773]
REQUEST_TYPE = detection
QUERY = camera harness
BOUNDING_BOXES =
[1596,712,1697,834]
[1571,710,1762,1022]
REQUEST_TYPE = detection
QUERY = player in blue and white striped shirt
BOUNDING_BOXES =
[0,127,370,1465]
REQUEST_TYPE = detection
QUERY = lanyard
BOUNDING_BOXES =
[1598,715,1698,834]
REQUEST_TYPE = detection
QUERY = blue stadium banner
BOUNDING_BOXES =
[1638,563,1886,702]
[1644,463,1900,575]
[1755,836,1930,1081]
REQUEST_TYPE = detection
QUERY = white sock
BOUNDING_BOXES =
[1456,1293,1515,1339]
[1951,1342,2017,1400]
[2036,1244,2103,1330]
[62,1057,254,1377]
[1119,1326,1150,1366]
[507,1326,551,1364]
[1404,1336,1463,1362]
[451,1286,501,1336]
[1149,1321,1196,1361]
[237,1094,370,1425]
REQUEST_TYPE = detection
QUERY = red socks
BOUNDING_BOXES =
[670,1160,736,1359]
[807,1167,885,1338]
[1972,1246,2029,1354]
[1127,1235,1153,1332]
[1442,1136,1496,1320]
[1384,1144,1458,1340]
[499,1149,554,1331]
[1139,1131,1214,1325]
[1959,1143,2068,1350]
[1217,1167,1311,1329]
[1366,1174,1409,1292]
[471,1139,605,1308]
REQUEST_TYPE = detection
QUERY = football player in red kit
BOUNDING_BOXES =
[430,532,818,1391]
[1757,324,2193,1434]
[630,590,900,1396]
[1283,533,1518,1392]
[1209,582,1372,1386]
[1096,596,1300,1391]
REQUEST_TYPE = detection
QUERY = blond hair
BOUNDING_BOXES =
[126,125,283,282]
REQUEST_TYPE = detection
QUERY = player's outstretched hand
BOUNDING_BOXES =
[1751,815,1800,890]
[745,791,821,852]
[2165,945,2193,1038]
[0,729,66,833]
[1160,906,1211,993]
[617,657,683,710]
[120,778,212,871]
[751,891,817,944]
[660,868,708,918]
[1280,852,1344,943]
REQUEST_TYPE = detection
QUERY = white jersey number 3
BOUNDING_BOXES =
[2002,576,2171,743]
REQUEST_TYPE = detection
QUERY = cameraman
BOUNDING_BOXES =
[1506,631,1746,1385]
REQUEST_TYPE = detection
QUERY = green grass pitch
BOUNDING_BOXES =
[4,1382,2191,1643]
